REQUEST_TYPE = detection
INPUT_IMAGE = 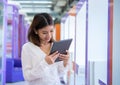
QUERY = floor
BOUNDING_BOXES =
[6,74,85,85]
[6,81,26,85]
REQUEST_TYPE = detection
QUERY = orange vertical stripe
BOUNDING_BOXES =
[55,23,61,41]
[109,0,113,85]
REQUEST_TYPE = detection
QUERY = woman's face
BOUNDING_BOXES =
[37,25,54,43]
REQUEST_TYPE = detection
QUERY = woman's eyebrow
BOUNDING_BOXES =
[42,30,47,32]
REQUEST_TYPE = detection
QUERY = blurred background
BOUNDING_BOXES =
[0,0,120,85]
[8,0,79,24]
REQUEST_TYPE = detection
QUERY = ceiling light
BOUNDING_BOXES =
[11,1,53,4]
[21,5,52,8]
[19,8,52,13]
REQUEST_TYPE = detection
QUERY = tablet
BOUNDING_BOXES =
[49,38,72,62]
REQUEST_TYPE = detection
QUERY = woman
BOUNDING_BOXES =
[21,13,70,85]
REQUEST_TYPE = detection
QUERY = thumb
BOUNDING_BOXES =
[52,53,60,61]
[50,51,58,57]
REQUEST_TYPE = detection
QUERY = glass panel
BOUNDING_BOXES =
[113,0,120,85]
[87,0,108,85]
[0,1,3,69]
[6,5,13,58]
[75,1,86,85]
[13,5,19,59]
[6,4,19,59]
[68,15,75,85]
[0,73,1,84]
[61,1,86,85]
[0,1,5,85]
[61,13,75,85]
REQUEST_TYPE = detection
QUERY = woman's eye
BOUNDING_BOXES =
[43,32,47,34]
[51,30,53,33]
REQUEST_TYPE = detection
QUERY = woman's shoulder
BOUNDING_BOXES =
[23,42,31,46]
[22,42,34,49]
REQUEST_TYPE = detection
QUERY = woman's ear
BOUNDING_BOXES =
[34,29,37,34]
[35,31,37,34]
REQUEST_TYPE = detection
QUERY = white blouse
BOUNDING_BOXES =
[21,42,68,85]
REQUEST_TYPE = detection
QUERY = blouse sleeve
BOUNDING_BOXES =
[21,44,49,81]
[57,61,69,77]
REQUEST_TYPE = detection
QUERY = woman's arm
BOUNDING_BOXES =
[21,44,49,81]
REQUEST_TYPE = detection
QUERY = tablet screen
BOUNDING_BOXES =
[49,39,72,62]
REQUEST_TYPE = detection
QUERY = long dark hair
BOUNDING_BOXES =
[27,13,55,46]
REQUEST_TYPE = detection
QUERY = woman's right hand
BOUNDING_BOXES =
[45,51,59,64]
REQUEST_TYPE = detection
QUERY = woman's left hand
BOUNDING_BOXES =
[59,50,70,67]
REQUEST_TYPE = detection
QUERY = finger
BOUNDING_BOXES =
[59,56,69,60]
[59,54,69,60]
[50,51,59,57]
[60,54,69,58]
[66,50,69,55]
[53,53,60,61]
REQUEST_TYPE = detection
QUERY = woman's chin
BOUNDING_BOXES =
[45,39,51,42]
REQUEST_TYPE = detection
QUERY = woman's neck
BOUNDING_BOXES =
[40,42,52,55]
[40,41,50,45]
